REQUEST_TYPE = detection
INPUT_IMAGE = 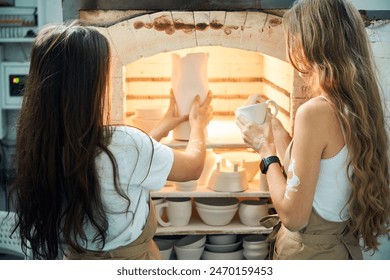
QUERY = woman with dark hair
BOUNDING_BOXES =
[10,21,212,260]
[237,0,390,259]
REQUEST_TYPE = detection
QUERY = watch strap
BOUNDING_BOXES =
[260,156,281,174]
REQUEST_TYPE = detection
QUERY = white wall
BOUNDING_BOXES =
[366,21,390,116]
[351,0,390,10]
[366,19,390,261]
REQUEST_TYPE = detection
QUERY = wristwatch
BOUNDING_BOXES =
[260,156,281,174]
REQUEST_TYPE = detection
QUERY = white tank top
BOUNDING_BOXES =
[285,96,352,222]
[313,145,352,221]
[313,96,352,221]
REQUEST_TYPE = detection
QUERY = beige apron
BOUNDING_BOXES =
[64,198,162,260]
[260,140,362,260]
[262,209,362,260]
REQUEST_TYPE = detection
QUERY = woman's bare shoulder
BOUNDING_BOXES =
[295,96,331,124]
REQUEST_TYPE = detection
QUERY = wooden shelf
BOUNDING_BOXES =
[153,130,272,237]
[161,117,248,149]
[151,177,270,198]
[156,211,272,236]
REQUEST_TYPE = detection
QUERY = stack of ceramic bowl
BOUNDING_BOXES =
[202,234,243,260]
[174,235,206,260]
[208,234,237,245]
[130,106,164,133]
[154,239,174,260]
[242,234,269,260]
[195,197,239,226]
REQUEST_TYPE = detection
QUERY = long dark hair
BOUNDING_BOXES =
[284,0,390,251]
[9,21,126,259]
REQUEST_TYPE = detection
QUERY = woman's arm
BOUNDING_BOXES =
[167,91,213,182]
[265,101,329,231]
[272,117,292,159]
[237,99,328,231]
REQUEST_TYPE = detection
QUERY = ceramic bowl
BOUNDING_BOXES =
[205,241,242,253]
[175,235,206,249]
[194,197,239,210]
[174,245,205,260]
[130,116,160,133]
[243,248,268,260]
[202,249,244,260]
[242,242,268,251]
[196,206,238,226]
[242,234,269,250]
[207,234,237,245]
[134,106,165,119]
[238,199,269,227]
[174,180,197,191]
[154,239,173,260]
[219,151,261,181]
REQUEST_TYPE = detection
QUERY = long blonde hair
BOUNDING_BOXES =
[284,0,390,251]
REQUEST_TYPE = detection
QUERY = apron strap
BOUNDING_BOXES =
[259,214,281,260]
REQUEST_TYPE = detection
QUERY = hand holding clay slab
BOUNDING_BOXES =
[171,52,209,140]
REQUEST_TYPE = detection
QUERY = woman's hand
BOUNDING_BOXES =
[189,90,213,129]
[236,110,276,157]
[149,89,189,141]
[168,91,213,181]
[162,89,189,129]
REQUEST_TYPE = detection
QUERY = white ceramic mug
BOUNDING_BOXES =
[235,99,279,124]
[151,197,164,213]
[155,197,192,227]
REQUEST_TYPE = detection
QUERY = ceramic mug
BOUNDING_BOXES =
[155,197,192,227]
[235,99,279,124]
[151,197,164,213]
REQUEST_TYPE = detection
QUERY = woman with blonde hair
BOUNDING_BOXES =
[237,0,390,259]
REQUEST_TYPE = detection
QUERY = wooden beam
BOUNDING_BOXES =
[78,1,390,20]
[78,0,295,11]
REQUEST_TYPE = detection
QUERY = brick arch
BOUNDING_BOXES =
[96,11,295,124]
[107,11,286,65]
